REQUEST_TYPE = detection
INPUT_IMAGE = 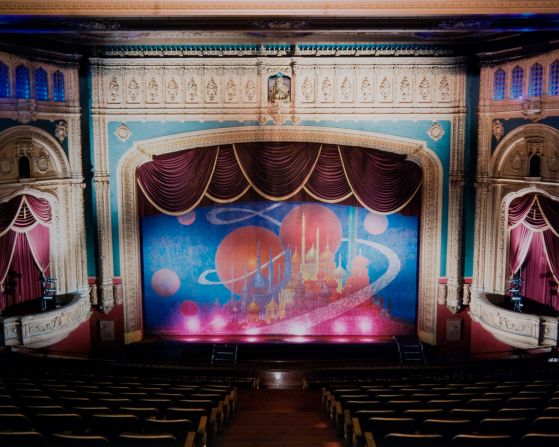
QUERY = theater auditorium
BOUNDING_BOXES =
[1,1,559,446]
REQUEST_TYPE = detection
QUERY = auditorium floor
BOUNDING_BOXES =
[216,388,342,447]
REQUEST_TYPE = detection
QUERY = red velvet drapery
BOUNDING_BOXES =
[136,142,422,215]
[508,194,559,309]
[0,195,51,311]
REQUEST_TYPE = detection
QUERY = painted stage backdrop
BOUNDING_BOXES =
[141,202,418,337]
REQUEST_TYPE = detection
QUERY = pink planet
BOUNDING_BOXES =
[151,269,180,297]
[177,211,196,225]
[364,213,388,235]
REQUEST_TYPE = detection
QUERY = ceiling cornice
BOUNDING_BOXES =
[1,0,558,17]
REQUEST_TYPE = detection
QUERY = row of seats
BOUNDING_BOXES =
[322,372,559,447]
[0,357,253,447]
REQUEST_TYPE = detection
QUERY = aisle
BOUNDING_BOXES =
[217,388,342,447]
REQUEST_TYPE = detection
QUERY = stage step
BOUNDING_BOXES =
[211,343,238,366]
[394,336,425,365]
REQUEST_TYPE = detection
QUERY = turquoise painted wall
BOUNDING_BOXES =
[104,118,452,278]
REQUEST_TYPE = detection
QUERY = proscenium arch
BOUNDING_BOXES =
[118,126,443,344]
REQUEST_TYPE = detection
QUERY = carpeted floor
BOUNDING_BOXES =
[216,388,342,447]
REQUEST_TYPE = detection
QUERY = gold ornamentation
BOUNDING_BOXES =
[55,120,68,143]
[114,122,132,142]
[492,119,505,141]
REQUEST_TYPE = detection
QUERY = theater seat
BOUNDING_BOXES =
[452,434,513,447]
[521,433,559,447]
[51,434,110,447]
[421,418,474,442]
[383,433,445,447]
[0,431,46,447]
[116,433,177,447]
[532,416,559,433]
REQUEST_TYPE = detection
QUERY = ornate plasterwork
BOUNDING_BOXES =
[90,57,465,119]
[0,293,91,348]
[114,122,132,142]
[492,119,505,142]
[427,122,445,141]
[470,293,558,348]
[55,120,68,143]
[118,126,443,344]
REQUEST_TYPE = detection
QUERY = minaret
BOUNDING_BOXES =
[252,240,268,292]
[241,259,249,296]
[301,212,306,267]
[268,247,274,294]
[315,226,320,268]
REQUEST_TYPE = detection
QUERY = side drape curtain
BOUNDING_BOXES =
[0,195,51,311]
[137,142,422,215]
[508,194,559,310]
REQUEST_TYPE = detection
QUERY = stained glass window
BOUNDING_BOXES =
[511,66,524,99]
[53,70,64,102]
[35,68,48,100]
[15,65,30,99]
[493,68,506,100]
[550,60,559,96]
[529,63,543,97]
[0,62,9,98]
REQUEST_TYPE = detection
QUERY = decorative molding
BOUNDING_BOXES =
[427,122,445,141]
[0,293,91,349]
[1,1,556,17]
[55,120,68,143]
[118,126,443,344]
[470,293,558,349]
[492,119,505,142]
[114,122,132,142]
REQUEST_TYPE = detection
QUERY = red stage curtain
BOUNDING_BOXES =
[234,142,322,200]
[509,224,533,275]
[508,194,559,309]
[137,142,422,215]
[0,195,51,311]
[339,146,422,214]
[206,145,249,201]
[137,146,219,214]
[305,144,352,202]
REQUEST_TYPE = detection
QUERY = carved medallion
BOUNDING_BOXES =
[268,74,291,103]
[548,152,559,173]
[492,119,505,142]
[187,78,198,102]
[0,155,13,174]
[114,122,132,142]
[225,78,237,102]
[340,77,352,101]
[360,77,372,101]
[244,79,256,101]
[521,98,543,122]
[400,77,412,101]
[147,78,159,102]
[55,120,68,143]
[321,77,332,101]
[301,78,313,101]
[427,122,445,142]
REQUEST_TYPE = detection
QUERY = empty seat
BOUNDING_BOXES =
[507,397,545,408]
[542,406,559,416]
[532,416,559,433]
[403,408,445,424]
[118,406,160,420]
[426,399,462,410]
[452,434,513,447]
[143,418,195,445]
[89,414,141,440]
[364,417,416,446]
[0,431,46,447]
[421,418,474,442]
[387,400,423,413]
[33,413,85,436]
[51,434,110,447]
[479,417,529,438]
[116,433,176,447]
[0,413,33,431]
[496,407,539,420]
[96,398,133,411]
[466,398,504,411]
[383,433,445,447]
[521,433,559,447]
[26,405,67,415]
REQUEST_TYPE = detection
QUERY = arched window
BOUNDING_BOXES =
[18,156,31,178]
[34,68,48,100]
[15,65,30,99]
[529,63,543,97]
[0,62,9,98]
[493,68,506,100]
[511,66,524,99]
[529,155,541,178]
[550,59,559,96]
[52,70,64,102]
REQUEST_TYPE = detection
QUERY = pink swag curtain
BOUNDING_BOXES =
[508,194,559,310]
[137,142,422,215]
[0,195,51,311]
